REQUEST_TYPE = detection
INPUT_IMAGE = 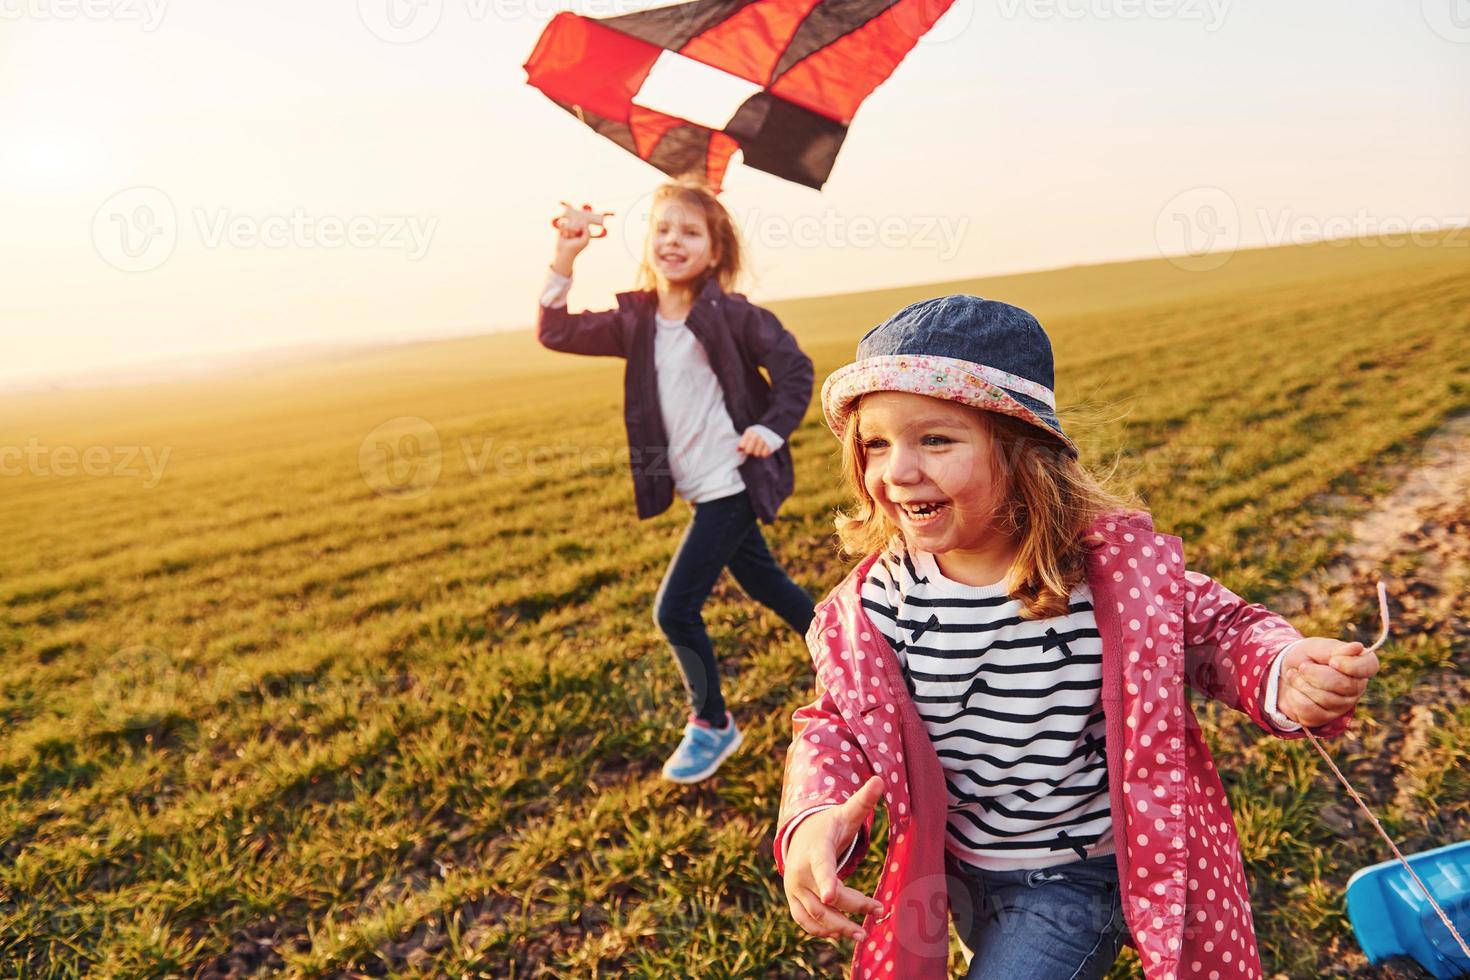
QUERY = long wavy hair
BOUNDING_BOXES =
[634,178,744,294]
[833,398,1137,619]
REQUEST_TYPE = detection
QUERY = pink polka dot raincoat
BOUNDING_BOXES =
[773,510,1354,980]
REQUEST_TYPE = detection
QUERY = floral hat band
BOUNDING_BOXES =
[820,295,1077,458]
[962,361,1057,410]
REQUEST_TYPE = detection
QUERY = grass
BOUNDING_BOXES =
[1,232,1468,978]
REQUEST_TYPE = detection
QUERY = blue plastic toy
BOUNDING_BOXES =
[1347,839,1470,978]
[1301,584,1470,977]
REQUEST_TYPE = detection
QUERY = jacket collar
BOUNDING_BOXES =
[616,275,726,316]
[816,510,1156,626]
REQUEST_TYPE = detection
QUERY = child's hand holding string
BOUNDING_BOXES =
[783,775,886,943]
[1278,638,1380,727]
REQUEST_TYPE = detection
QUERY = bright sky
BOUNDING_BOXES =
[2,0,1467,388]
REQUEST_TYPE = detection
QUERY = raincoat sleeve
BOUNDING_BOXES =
[1180,570,1354,739]
[773,664,875,881]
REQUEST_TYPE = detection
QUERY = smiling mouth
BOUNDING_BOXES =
[898,500,948,523]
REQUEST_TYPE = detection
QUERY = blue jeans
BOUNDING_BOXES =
[652,490,814,726]
[946,850,1131,980]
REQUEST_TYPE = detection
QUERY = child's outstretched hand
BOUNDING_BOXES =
[551,208,595,276]
[783,775,886,943]
[1278,638,1380,727]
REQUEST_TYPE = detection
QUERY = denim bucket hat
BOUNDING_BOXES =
[820,294,1077,457]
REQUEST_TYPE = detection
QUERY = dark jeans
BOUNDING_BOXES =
[652,490,815,726]
[946,850,1131,980]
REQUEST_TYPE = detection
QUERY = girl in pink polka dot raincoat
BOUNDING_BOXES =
[772,296,1379,979]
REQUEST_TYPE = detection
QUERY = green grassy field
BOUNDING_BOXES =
[2,233,1468,978]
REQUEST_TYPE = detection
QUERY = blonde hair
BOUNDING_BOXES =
[833,399,1137,620]
[635,178,744,294]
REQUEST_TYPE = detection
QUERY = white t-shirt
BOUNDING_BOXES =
[653,311,747,504]
[539,269,784,505]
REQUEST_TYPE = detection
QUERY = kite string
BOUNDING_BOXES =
[1299,580,1470,961]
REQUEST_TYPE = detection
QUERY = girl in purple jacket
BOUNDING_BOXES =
[537,178,816,783]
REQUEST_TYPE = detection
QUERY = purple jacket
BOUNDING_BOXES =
[536,276,814,524]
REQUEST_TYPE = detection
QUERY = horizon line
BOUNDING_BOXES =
[7,227,1463,396]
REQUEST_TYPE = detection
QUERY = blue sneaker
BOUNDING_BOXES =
[661,712,743,783]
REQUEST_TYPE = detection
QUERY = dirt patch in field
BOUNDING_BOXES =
[1276,413,1470,619]
[192,916,310,978]
[1268,413,1470,978]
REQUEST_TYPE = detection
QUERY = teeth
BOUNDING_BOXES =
[902,502,943,518]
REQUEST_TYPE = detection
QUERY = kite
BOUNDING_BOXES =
[522,0,958,192]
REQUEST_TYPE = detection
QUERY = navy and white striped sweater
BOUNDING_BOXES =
[860,543,1115,871]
